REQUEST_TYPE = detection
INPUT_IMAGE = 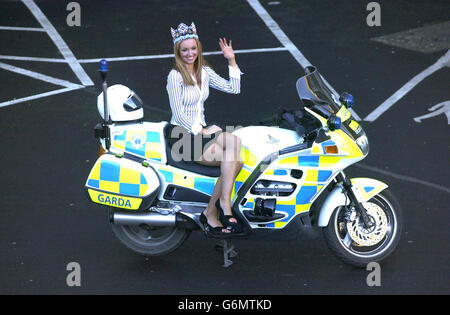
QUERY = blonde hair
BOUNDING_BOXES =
[173,38,209,88]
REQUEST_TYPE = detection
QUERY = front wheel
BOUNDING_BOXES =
[108,208,191,256]
[322,189,402,267]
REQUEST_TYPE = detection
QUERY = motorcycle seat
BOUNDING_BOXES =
[163,125,221,178]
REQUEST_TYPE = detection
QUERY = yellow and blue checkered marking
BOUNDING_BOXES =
[264,168,288,176]
[278,154,342,168]
[87,160,149,197]
[156,166,252,198]
[113,130,162,162]
[279,155,320,167]
[265,185,317,228]
[157,168,217,196]
[304,169,333,183]
[193,177,216,195]
[232,168,251,197]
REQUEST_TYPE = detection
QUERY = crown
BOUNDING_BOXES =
[170,22,198,45]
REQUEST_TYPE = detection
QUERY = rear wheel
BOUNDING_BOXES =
[108,208,191,256]
[322,189,402,267]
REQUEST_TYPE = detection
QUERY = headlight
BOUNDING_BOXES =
[356,134,369,155]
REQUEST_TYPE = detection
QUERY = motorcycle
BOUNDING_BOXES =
[85,59,402,267]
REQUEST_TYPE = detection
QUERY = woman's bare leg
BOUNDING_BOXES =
[197,143,227,231]
[199,132,243,224]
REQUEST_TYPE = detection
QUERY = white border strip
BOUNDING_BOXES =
[0,48,289,64]
[355,164,450,194]
[0,55,67,63]
[21,0,93,86]
[0,61,83,88]
[77,47,289,63]
[0,26,45,32]
[0,86,83,108]
[364,49,450,122]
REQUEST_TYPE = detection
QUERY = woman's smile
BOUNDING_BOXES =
[179,38,198,65]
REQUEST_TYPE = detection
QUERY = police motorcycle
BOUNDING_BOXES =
[85,59,402,267]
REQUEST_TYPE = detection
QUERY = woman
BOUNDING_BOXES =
[166,22,243,237]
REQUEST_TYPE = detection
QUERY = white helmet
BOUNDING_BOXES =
[97,84,144,122]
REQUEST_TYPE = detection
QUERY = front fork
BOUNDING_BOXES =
[335,172,374,229]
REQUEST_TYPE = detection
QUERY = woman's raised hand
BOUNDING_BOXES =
[219,38,236,66]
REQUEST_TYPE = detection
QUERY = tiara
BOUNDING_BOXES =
[170,22,199,45]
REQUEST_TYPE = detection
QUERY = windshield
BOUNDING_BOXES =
[296,66,341,116]
[295,66,366,147]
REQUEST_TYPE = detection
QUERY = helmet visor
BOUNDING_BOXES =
[124,92,143,112]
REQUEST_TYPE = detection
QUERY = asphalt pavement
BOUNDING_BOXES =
[0,0,449,297]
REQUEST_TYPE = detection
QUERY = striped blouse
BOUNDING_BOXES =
[166,65,242,135]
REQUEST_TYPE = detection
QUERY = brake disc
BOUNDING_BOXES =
[346,202,388,246]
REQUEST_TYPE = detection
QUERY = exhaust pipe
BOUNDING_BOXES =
[112,211,176,227]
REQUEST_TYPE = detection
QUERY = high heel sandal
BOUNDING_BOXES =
[215,199,240,233]
[199,212,231,238]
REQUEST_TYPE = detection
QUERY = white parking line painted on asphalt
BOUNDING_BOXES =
[364,49,450,122]
[355,164,450,194]
[0,61,83,89]
[246,0,311,68]
[0,26,45,32]
[77,47,289,63]
[21,0,93,86]
[0,47,290,65]
[413,101,450,124]
[0,55,67,63]
[0,86,83,108]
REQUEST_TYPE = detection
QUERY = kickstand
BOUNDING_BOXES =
[215,240,238,267]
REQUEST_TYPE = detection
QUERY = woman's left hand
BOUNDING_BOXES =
[219,38,236,66]
[203,125,222,135]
